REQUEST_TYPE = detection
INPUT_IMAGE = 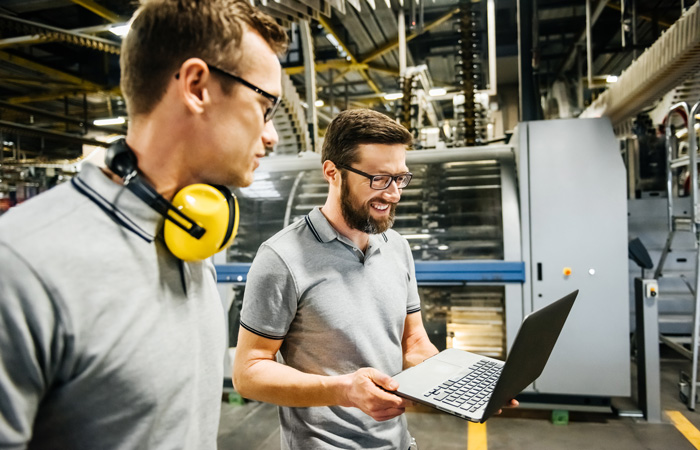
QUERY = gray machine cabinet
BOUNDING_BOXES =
[516,118,630,397]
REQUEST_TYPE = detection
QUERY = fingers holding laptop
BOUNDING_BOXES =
[341,367,412,421]
[496,398,520,415]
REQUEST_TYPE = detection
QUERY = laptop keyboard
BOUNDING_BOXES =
[423,360,502,413]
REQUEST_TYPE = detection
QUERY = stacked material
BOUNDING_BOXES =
[446,291,505,359]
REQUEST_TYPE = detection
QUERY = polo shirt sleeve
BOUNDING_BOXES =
[0,243,66,448]
[240,243,298,340]
[403,239,421,314]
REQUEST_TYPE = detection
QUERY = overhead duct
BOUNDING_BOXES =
[580,2,700,126]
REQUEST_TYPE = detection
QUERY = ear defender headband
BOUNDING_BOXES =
[104,139,239,261]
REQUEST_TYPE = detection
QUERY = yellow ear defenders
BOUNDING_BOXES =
[105,139,239,261]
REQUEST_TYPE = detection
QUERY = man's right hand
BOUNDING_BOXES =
[339,368,411,422]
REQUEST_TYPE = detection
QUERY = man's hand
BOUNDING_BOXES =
[339,368,412,422]
[496,398,519,415]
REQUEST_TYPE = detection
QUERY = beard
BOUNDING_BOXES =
[340,178,397,234]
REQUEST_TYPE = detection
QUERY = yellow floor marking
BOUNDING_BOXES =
[467,421,487,450]
[667,410,700,449]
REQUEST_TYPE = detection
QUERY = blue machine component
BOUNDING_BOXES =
[415,261,525,283]
[216,263,252,283]
[216,260,525,284]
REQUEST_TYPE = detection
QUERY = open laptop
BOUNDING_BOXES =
[391,290,578,423]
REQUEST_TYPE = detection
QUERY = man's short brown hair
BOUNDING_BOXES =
[120,0,288,117]
[322,109,413,166]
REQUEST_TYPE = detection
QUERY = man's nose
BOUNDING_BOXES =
[262,120,278,148]
[382,179,402,203]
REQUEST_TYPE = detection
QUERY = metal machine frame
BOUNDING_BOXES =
[654,101,700,409]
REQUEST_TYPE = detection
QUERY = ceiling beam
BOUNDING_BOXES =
[0,119,110,148]
[359,6,460,65]
[0,76,77,87]
[318,16,382,96]
[0,51,105,89]
[0,13,121,54]
[0,51,114,103]
[0,100,124,134]
[69,0,125,23]
[285,60,370,75]
[0,22,127,50]
[285,59,400,78]
[6,86,121,105]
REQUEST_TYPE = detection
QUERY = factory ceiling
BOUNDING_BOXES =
[0,0,694,160]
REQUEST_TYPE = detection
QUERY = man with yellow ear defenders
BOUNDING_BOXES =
[105,138,240,261]
[0,1,288,449]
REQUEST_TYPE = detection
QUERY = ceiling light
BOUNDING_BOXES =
[429,88,447,96]
[325,33,340,48]
[384,93,403,101]
[93,117,126,126]
[315,99,324,107]
[109,24,131,37]
[606,75,618,83]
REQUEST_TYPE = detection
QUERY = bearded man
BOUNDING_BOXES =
[234,108,439,449]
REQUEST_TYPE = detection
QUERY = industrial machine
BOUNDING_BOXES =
[217,118,630,406]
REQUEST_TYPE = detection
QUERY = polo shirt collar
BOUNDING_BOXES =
[72,162,163,243]
[306,206,389,251]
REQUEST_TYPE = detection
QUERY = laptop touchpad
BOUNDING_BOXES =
[429,360,461,376]
[395,359,462,394]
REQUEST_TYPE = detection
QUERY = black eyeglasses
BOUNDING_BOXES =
[335,163,412,190]
[175,63,281,122]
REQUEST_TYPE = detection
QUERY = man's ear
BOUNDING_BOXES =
[322,160,341,186]
[176,58,212,115]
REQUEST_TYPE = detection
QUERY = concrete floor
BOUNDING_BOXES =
[217,347,700,449]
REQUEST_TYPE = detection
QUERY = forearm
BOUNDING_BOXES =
[233,358,351,407]
[403,334,439,369]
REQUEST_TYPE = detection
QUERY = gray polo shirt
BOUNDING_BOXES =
[0,163,225,449]
[241,206,421,450]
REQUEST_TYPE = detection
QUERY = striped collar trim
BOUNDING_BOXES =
[305,206,390,249]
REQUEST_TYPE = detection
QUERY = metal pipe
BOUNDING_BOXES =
[621,0,626,48]
[485,0,497,96]
[576,45,584,109]
[632,0,638,59]
[418,0,424,32]
[299,20,318,153]
[517,0,537,120]
[328,69,334,116]
[586,0,593,87]
[398,6,407,77]
[665,103,690,233]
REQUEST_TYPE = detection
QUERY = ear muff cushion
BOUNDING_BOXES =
[163,184,236,261]
[211,185,239,251]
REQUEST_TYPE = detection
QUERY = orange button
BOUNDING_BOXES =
[563,267,572,276]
